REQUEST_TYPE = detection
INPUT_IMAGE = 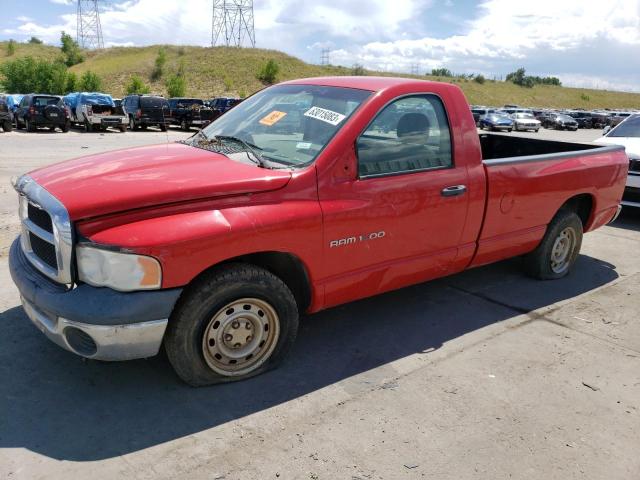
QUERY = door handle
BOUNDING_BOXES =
[441,185,467,197]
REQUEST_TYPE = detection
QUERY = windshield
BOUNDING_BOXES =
[608,115,640,138]
[557,114,574,122]
[197,84,371,167]
[34,96,60,106]
[515,113,535,119]
[141,97,168,108]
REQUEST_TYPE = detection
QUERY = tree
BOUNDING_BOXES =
[65,72,78,93]
[126,75,151,95]
[151,47,167,81]
[0,56,71,94]
[28,36,43,44]
[7,39,16,56]
[60,31,84,67]
[79,70,102,91]
[474,74,485,84]
[352,64,366,76]
[257,59,279,84]
[431,68,453,77]
[166,74,186,97]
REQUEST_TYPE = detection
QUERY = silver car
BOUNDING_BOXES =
[511,112,541,132]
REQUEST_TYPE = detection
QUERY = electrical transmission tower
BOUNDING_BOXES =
[77,0,104,49]
[211,0,256,48]
[320,48,330,66]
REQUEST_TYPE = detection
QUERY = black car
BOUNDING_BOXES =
[168,98,214,131]
[590,112,612,129]
[0,95,13,132]
[542,113,578,131]
[122,95,170,131]
[14,94,70,132]
[209,97,242,120]
[565,111,593,128]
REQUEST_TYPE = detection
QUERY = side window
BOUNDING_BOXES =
[20,97,29,108]
[357,95,452,178]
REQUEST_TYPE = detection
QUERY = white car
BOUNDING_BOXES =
[595,114,640,208]
[511,112,541,132]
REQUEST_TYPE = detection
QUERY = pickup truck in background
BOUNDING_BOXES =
[168,97,214,131]
[63,92,128,133]
[10,77,627,386]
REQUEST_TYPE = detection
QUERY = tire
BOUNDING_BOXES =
[507,128,512,132]
[26,119,36,132]
[2,120,12,132]
[119,125,127,133]
[129,116,138,131]
[141,124,148,131]
[523,210,583,280]
[165,263,299,386]
[15,118,23,130]
[49,126,56,132]
[62,121,70,133]
[159,124,167,132]
[181,120,190,131]
[84,122,93,133]
[534,129,539,133]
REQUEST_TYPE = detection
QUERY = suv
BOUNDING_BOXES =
[209,97,242,120]
[122,95,170,131]
[0,95,13,132]
[14,94,70,132]
[168,98,214,131]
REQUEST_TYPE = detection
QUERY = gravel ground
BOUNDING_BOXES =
[0,125,638,480]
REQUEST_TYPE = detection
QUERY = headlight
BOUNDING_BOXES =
[76,245,162,291]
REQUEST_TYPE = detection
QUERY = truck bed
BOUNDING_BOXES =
[472,133,627,267]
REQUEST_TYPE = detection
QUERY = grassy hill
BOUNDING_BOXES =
[2,41,640,109]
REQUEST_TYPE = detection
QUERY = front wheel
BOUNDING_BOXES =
[523,210,583,280]
[165,264,299,386]
[2,120,12,132]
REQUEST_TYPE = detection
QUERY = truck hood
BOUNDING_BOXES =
[29,143,292,220]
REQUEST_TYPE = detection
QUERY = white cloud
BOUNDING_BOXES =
[49,0,74,5]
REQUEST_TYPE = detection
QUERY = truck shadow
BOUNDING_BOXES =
[610,207,640,232]
[0,253,618,461]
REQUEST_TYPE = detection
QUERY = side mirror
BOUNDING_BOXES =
[603,126,611,135]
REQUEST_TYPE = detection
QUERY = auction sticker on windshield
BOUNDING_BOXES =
[259,110,287,126]
[304,106,346,126]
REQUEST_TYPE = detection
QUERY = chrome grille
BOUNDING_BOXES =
[13,175,73,284]
[629,158,640,174]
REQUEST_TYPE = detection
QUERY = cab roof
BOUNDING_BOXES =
[280,76,449,93]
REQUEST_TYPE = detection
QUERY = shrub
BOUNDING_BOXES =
[28,36,43,44]
[0,56,70,94]
[257,59,279,84]
[60,31,84,67]
[7,39,16,56]
[65,72,78,93]
[166,73,186,97]
[352,64,366,76]
[126,75,151,95]
[79,70,102,91]
[151,47,167,81]
[474,74,485,84]
[223,76,234,91]
[580,93,590,102]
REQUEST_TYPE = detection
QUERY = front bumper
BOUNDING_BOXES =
[9,238,183,361]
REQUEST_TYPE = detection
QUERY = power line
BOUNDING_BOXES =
[320,48,330,66]
[77,0,104,49]
[212,0,256,48]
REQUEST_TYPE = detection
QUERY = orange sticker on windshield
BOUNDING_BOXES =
[260,110,287,126]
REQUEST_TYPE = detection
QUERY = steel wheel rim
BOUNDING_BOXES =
[202,298,280,377]
[550,227,576,274]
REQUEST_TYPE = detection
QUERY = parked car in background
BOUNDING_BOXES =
[542,113,578,131]
[564,111,593,129]
[168,98,214,131]
[511,112,541,132]
[471,107,495,126]
[113,98,122,108]
[609,112,633,128]
[0,95,14,132]
[9,77,627,385]
[14,94,70,132]
[122,94,170,131]
[209,97,242,120]
[479,113,513,131]
[500,107,533,116]
[590,112,612,130]
[595,114,640,208]
[4,94,23,115]
[64,92,127,132]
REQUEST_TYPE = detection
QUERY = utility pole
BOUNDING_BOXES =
[320,48,330,66]
[77,0,104,49]
[212,0,256,48]
[410,63,420,75]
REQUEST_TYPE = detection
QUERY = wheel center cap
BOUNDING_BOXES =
[222,317,254,349]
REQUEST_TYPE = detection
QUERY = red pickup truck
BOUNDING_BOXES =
[10,77,627,386]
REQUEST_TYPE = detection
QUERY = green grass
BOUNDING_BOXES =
[2,41,640,109]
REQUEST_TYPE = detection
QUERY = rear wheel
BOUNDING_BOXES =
[181,119,190,131]
[523,210,583,280]
[119,125,127,133]
[25,119,36,132]
[165,264,299,386]
[2,120,11,132]
[62,121,70,133]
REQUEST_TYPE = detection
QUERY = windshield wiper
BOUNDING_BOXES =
[215,135,266,168]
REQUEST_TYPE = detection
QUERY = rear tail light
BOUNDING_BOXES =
[87,105,93,117]
[29,106,35,115]
[136,109,142,119]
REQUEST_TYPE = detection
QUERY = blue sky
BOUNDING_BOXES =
[2,0,640,92]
